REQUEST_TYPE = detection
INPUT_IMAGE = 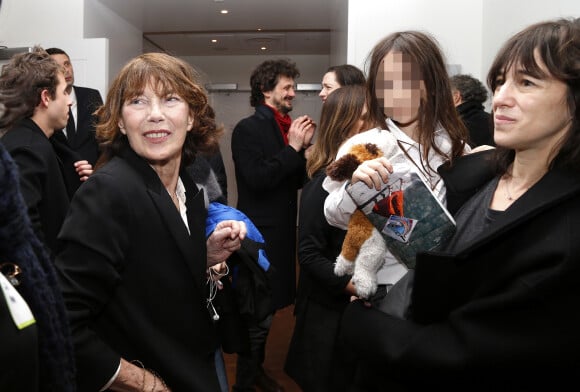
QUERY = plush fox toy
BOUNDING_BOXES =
[325,143,387,298]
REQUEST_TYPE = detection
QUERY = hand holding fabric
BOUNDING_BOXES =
[206,220,247,267]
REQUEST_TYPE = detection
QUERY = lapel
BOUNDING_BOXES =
[256,105,285,148]
[458,169,580,256]
[120,148,208,292]
[52,129,70,146]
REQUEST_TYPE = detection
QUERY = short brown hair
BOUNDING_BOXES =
[95,52,222,168]
[0,46,61,134]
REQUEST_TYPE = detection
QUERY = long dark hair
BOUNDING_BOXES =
[307,85,369,178]
[366,31,467,167]
[487,18,580,173]
[326,64,366,87]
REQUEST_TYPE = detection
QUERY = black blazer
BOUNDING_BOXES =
[231,104,307,310]
[56,147,221,391]
[1,118,69,255]
[51,85,103,196]
[340,152,580,390]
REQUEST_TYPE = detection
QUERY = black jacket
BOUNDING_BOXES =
[56,147,221,391]
[341,151,580,390]
[457,101,494,147]
[231,104,307,310]
[1,118,69,255]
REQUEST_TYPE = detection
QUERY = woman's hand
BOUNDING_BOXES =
[206,220,247,267]
[74,160,93,182]
[351,157,393,190]
[110,358,171,391]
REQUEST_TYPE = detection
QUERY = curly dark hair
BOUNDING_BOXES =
[249,59,300,107]
[449,74,488,105]
[95,52,222,169]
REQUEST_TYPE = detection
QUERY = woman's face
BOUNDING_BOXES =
[492,53,571,153]
[375,51,425,126]
[319,71,341,102]
[118,81,193,168]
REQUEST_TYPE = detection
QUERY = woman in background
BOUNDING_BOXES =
[318,64,366,103]
[285,85,371,391]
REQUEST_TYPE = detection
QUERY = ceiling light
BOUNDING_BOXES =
[220,9,228,14]
[211,39,217,43]
[261,46,267,51]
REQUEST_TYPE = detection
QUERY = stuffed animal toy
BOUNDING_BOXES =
[325,143,388,298]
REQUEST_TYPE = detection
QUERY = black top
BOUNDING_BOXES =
[457,101,494,147]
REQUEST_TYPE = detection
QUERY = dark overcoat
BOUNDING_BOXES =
[1,118,69,255]
[56,147,222,391]
[341,151,580,391]
[231,105,307,310]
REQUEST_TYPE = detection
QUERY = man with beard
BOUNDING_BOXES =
[231,59,315,392]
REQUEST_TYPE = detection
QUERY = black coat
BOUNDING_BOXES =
[50,85,103,197]
[231,105,307,310]
[56,147,222,391]
[1,118,69,255]
[457,101,494,147]
[340,151,580,391]
[285,170,355,391]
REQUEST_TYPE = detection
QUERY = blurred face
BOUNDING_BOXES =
[118,82,193,170]
[319,71,341,102]
[375,51,425,126]
[492,52,571,153]
[50,53,74,90]
[263,75,295,115]
[46,73,72,135]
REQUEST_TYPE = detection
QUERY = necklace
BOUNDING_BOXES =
[503,175,514,201]
[502,171,546,202]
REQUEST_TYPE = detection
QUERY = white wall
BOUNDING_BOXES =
[84,0,143,88]
[0,0,84,43]
[329,0,349,66]
[180,54,330,89]
[347,0,484,79]
[0,0,110,96]
[482,0,580,85]
[347,0,579,85]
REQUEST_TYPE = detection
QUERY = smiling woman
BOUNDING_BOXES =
[55,53,248,392]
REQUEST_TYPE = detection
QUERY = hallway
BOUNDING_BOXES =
[224,305,302,391]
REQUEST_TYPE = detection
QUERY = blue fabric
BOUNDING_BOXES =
[206,202,270,271]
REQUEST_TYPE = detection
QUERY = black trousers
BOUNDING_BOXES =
[232,313,274,391]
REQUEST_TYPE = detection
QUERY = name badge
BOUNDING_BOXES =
[0,273,35,330]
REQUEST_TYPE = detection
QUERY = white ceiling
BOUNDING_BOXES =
[98,0,336,56]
